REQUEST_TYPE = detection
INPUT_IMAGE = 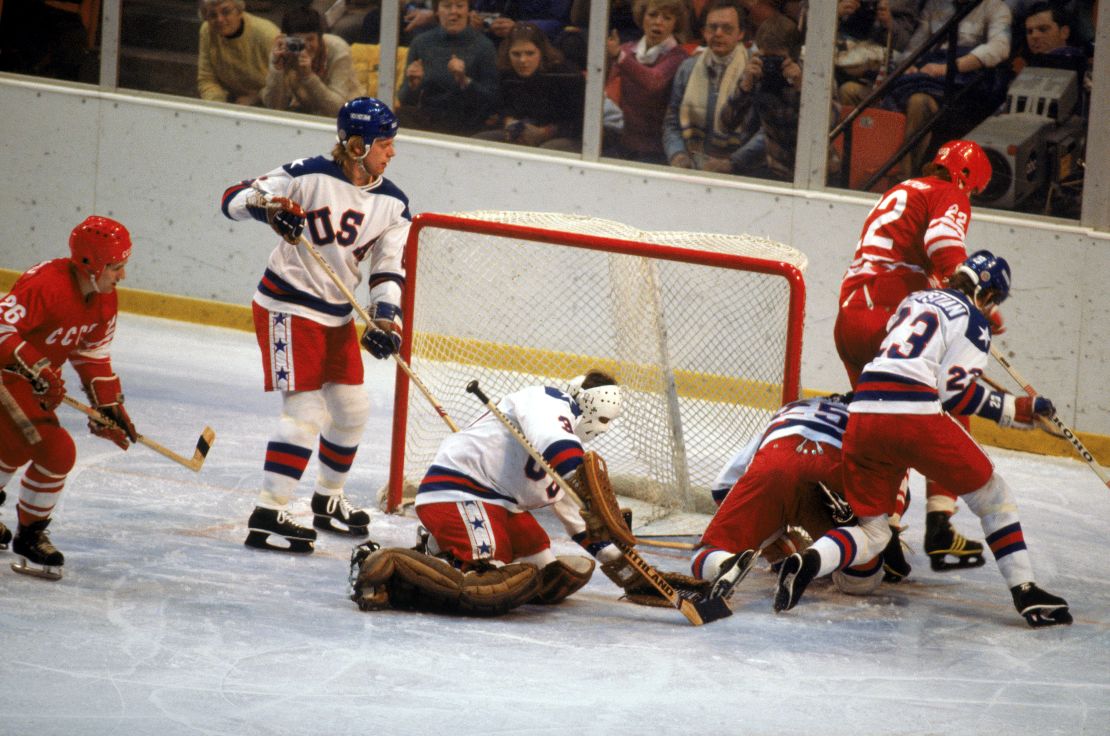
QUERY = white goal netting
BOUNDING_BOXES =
[386,211,807,521]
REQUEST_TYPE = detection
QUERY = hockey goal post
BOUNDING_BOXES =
[386,211,807,519]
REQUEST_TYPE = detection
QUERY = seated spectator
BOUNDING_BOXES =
[470,0,573,43]
[397,0,499,135]
[606,0,690,164]
[1015,2,1088,68]
[719,12,837,181]
[888,0,1012,176]
[261,6,360,117]
[197,0,280,105]
[359,1,441,46]
[473,22,584,150]
[662,0,750,171]
[835,0,918,108]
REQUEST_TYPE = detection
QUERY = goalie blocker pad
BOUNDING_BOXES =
[351,547,540,616]
[572,452,637,548]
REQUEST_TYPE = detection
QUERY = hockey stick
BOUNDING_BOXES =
[989,345,1110,490]
[465,379,731,625]
[62,396,215,472]
[297,235,459,432]
[979,374,1066,438]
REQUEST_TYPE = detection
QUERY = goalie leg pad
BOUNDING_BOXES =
[530,555,595,605]
[353,547,464,612]
[458,561,541,616]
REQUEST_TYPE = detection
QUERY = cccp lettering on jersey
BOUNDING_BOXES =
[46,322,99,347]
[915,290,968,318]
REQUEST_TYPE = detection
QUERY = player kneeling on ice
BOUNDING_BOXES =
[0,216,137,580]
[221,97,412,553]
[350,371,644,615]
[692,392,889,603]
[774,251,1072,628]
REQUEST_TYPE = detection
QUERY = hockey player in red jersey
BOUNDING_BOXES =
[692,394,884,602]
[221,97,411,553]
[833,139,994,577]
[776,251,1072,628]
[0,216,137,580]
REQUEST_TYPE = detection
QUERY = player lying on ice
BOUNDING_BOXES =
[690,392,893,602]
[774,250,1072,628]
[350,371,716,615]
[0,216,138,580]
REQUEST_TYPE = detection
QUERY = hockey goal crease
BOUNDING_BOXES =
[384,211,807,530]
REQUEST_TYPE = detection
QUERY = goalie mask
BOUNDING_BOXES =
[568,375,622,441]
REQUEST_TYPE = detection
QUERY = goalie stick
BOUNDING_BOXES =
[465,380,732,626]
[296,234,459,433]
[990,345,1110,490]
[62,396,215,472]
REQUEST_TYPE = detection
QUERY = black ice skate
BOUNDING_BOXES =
[708,549,757,602]
[1011,582,1073,628]
[924,511,985,571]
[0,520,11,550]
[244,507,316,553]
[882,525,912,582]
[11,519,64,581]
[774,548,820,612]
[311,492,369,536]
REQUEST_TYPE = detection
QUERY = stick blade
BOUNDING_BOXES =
[688,594,733,625]
[196,427,216,459]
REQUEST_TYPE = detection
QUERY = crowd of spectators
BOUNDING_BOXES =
[5,0,1096,216]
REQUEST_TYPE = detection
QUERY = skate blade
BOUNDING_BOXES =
[928,552,985,571]
[709,549,757,602]
[11,558,63,581]
[244,530,315,553]
[312,515,368,537]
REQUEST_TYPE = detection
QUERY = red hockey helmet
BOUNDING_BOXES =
[932,140,992,194]
[69,216,132,279]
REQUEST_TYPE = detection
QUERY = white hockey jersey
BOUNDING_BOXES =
[710,397,850,499]
[221,155,410,326]
[852,288,1005,421]
[415,386,585,512]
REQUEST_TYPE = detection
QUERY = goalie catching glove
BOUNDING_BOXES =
[9,341,65,410]
[245,192,306,244]
[349,543,540,616]
[84,374,137,450]
[360,302,402,359]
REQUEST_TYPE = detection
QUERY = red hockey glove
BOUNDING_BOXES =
[1014,395,1055,428]
[86,375,137,450]
[987,305,1006,335]
[11,341,65,410]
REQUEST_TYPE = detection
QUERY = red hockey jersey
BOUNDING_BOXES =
[0,258,119,384]
[840,176,972,301]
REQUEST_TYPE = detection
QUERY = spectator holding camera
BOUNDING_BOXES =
[606,0,690,164]
[397,0,499,135]
[662,0,750,172]
[470,0,573,43]
[719,13,810,181]
[262,6,360,117]
[197,0,279,105]
[474,22,584,150]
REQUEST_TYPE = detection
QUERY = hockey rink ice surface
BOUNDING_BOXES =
[0,314,1106,736]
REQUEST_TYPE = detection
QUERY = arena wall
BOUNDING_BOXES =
[1,75,1107,453]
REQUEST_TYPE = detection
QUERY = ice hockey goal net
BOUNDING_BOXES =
[385,211,807,520]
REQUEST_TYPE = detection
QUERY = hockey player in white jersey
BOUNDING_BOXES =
[774,251,1072,628]
[221,97,410,553]
[410,371,624,606]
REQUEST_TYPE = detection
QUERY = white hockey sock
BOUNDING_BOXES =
[811,516,890,577]
[16,463,66,524]
[315,384,370,494]
[517,548,558,568]
[259,391,326,509]
[962,474,1035,588]
[694,549,736,581]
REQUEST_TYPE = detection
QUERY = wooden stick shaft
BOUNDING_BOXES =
[465,380,708,625]
[297,235,459,432]
[990,346,1110,489]
[636,538,696,550]
[62,396,211,472]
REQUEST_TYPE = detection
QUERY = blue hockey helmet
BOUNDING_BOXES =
[957,249,1011,304]
[337,97,398,144]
